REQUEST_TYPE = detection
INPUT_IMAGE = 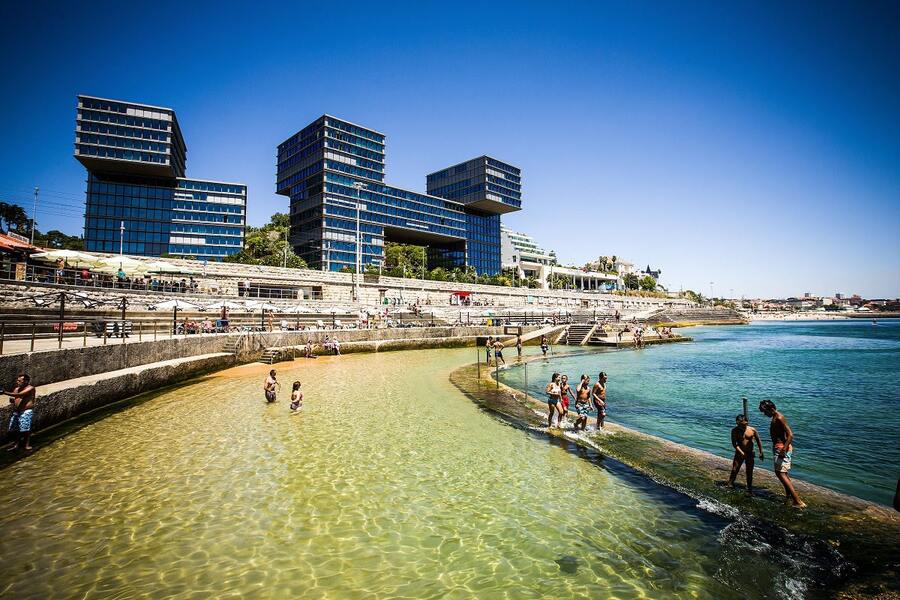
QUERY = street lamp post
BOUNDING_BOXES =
[119,221,125,256]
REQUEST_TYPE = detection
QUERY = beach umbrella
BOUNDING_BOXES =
[204,300,244,311]
[152,299,200,334]
[284,305,314,314]
[245,301,279,311]
[140,260,184,274]
[30,249,100,265]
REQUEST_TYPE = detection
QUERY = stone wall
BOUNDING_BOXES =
[0,325,522,388]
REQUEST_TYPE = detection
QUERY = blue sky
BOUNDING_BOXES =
[1,1,898,298]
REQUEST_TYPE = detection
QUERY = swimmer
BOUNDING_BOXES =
[264,369,278,403]
[290,381,303,413]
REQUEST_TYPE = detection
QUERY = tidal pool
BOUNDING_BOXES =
[1,348,815,598]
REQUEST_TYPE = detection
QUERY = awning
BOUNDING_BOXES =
[451,291,471,297]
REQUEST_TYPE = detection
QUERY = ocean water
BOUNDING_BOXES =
[0,347,829,598]
[500,320,900,505]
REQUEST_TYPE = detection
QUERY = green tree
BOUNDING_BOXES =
[684,290,703,304]
[622,273,640,290]
[639,275,657,292]
[33,229,84,250]
[223,212,307,269]
[0,202,29,234]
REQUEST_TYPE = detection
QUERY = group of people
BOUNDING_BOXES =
[263,369,304,413]
[544,371,608,431]
[484,335,525,366]
[726,400,806,507]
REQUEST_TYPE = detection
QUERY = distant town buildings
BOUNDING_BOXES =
[74,95,247,259]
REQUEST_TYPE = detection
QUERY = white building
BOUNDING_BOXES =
[501,226,619,291]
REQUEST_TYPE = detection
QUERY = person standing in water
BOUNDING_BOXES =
[290,381,303,413]
[264,369,278,403]
[573,374,591,431]
[5,374,36,451]
[726,414,764,494]
[591,372,608,429]
[516,335,523,360]
[759,400,806,508]
[485,336,494,366]
[540,335,549,357]
[545,373,562,428]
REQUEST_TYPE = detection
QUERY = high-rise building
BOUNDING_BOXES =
[276,115,520,274]
[75,95,246,259]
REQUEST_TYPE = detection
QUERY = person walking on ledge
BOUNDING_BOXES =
[493,338,506,366]
[591,372,608,429]
[264,370,279,403]
[545,373,563,428]
[759,400,806,508]
[726,414,764,494]
[5,374,36,451]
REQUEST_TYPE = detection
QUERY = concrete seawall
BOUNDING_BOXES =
[0,325,523,387]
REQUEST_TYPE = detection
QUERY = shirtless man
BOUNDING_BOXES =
[759,400,806,508]
[573,375,591,431]
[493,339,506,366]
[591,372,608,429]
[5,374,36,451]
[264,370,278,403]
[726,414,764,493]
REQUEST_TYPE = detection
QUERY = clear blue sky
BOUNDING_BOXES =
[1,1,898,298]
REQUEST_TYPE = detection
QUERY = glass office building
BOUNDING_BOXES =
[75,95,246,259]
[276,115,521,274]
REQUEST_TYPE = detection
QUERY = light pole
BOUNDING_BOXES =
[352,181,366,302]
[119,221,125,256]
[422,245,427,280]
[30,187,38,244]
[283,229,288,268]
[709,281,714,305]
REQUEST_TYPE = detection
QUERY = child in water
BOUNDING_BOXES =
[290,381,303,413]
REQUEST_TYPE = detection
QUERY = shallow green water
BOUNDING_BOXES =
[1,348,823,598]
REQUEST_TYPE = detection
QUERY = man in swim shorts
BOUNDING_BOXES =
[493,339,506,366]
[759,400,806,508]
[726,414,764,494]
[591,372,608,429]
[264,370,278,403]
[573,375,591,431]
[5,373,36,451]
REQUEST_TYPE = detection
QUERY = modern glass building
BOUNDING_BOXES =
[75,95,246,259]
[276,115,521,274]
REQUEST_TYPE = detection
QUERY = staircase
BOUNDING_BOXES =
[565,324,596,345]
[260,346,295,364]
[222,331,247,355]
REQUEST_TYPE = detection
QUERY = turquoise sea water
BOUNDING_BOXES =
[500,320,900,505]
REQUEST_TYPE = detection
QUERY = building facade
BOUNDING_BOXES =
[276,115,520,274]
[75,95,246,259]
